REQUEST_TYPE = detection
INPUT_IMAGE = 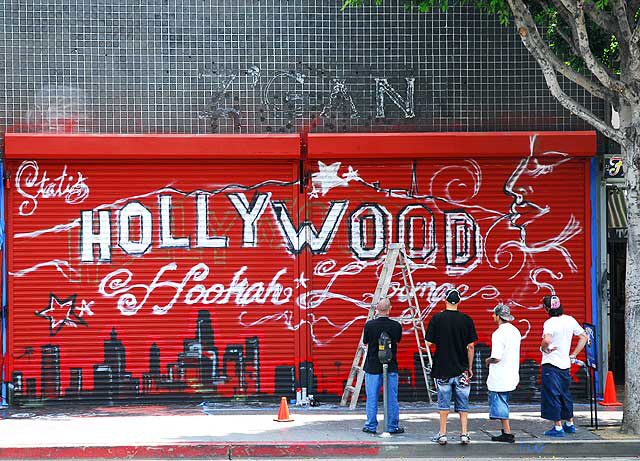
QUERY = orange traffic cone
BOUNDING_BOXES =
[274,396,294,422]
[599,371,623,406]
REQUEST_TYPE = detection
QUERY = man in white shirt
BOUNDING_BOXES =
[540,295,588,437]
[485,304,521,443]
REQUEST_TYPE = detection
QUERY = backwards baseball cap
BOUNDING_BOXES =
[542,295,562,310]
[445,289,461,305]
[493,303,515,321]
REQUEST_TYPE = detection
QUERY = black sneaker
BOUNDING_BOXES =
[389,427,405,434]
[362,427,376,434]
[491,432,515,443]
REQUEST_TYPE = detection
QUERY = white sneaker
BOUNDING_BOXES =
[431,433,447,445]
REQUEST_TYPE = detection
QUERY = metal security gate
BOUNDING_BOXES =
[304,132,596,402]
[4,134,301,403]
[2,131,596,405]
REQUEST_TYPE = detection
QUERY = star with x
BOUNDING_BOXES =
[35,293,88,336]
[294,272,309,288]
[308,186,320,199]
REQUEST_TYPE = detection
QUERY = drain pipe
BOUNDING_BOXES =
[0,159,7,407]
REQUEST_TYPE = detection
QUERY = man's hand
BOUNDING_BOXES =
[466,368,473,379]
[485,357,500,366]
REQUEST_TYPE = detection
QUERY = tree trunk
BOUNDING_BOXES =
[622,132,640,435]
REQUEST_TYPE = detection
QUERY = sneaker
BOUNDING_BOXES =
[460,433,471,444]
[544,427,566,437]
[563,423,576,433]
[491,432,515,443]
[362,427,376,434]
[431,433,447,445]
[389,427,405,434]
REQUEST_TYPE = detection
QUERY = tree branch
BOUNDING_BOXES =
[510,0,619,107]
[546,0,583,56]
[612,0,633,43]
[563,0,637,101]
[583,0,618,34]
[507,0,628,147]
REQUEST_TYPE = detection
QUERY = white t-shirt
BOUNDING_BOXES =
[541,314,585,369]
[487,322,522,392]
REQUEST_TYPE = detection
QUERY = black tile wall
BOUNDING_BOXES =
[0,0,604,137]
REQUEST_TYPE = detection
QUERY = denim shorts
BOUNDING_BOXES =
[488,391,510,420]
[436,374,470,412]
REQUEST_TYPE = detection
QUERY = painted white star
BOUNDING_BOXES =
[294,273,309,288]
[308,186,320,199]
[311,161,350,195]
[342,166,360,182]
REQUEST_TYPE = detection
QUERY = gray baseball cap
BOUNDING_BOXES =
[493,303,515,321]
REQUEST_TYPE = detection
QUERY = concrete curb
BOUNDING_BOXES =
[0,439,638,459]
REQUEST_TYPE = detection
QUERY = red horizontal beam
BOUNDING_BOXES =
[307,131,597,158]
[4,131,597,160]
[4,133,301,159]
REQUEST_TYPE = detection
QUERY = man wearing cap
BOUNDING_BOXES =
[485,304,521,443]
[426,288,478,445]
[540,295,588,437]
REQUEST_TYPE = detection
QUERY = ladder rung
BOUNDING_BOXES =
[341,243,436,406]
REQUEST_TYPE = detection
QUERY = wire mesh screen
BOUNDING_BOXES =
[0,0,603,137]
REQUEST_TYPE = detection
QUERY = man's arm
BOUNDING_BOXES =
[540,334,556,353]
[467,342,475,377]
[570,332,588,360]
[486,332,504,366]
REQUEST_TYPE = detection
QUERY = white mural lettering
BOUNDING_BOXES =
[195,193,229,248]
[16,160,89,216]
[397,204,436,263]
[227,192,271,247]
[159,195,191,248]
[98,263,293,315]
[118,201,153,256]
[349,204,392,260]
[444,210,482,276]
[271,200,348,254]
[80,210,111,262]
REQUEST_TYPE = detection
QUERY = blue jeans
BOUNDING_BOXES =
[436,375,470,412]
[364,372,399,431]
[488,391,510,420]
[541,364,574,422]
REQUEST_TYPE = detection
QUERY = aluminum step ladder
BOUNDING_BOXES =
[339,243,437,409]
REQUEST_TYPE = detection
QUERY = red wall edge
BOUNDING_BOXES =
[4,133,301,159]
[307,131,597,158]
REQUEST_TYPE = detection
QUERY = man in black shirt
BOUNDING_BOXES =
[362,298,404,434]
[426,289,478,445]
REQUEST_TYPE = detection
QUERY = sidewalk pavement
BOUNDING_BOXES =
[0,401,636,459]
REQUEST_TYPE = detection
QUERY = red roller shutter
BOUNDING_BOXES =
[5,134,300,402]
[305,132,595,400]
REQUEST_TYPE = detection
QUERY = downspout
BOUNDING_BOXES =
[0,158,6,406]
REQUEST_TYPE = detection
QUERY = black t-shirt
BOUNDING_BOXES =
[425,309,478,379]
[363,317,402,374]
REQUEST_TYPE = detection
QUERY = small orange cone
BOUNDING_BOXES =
[599,371,623,406]
[274,396,294,422]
